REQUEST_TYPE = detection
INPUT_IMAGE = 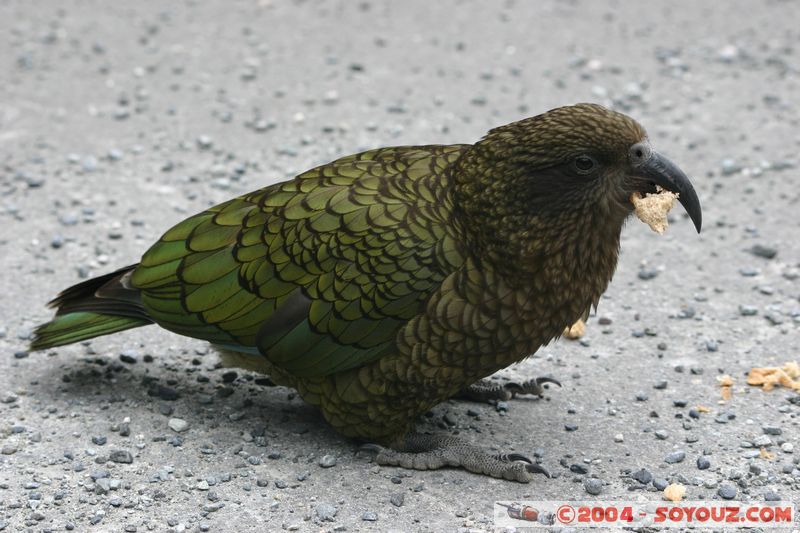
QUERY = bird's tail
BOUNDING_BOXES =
[30,265,153,351]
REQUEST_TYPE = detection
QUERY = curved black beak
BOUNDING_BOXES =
[635,151,702,233]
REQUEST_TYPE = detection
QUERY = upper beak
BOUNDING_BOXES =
[635,151,702,233]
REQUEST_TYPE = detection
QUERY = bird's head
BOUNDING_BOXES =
[455,103,702,249]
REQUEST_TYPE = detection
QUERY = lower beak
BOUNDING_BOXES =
[635,151,702,233]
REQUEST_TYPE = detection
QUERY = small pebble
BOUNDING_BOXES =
[315,503,337,522]
[753,435,772,447]
[570,464,588,474]
[739,305,758,316]
[720,158,742,175]
[1,444,17,455]
[638,269,659,280]
[749,244,777,259]
[119,350,138,364]
[696,457,710,470]
[319,455,337,468]
[168,418,189,432]
[631,468,653,484]
[583,478,602,495]
[95,478,111,495]
[715,412,735,424]
[148,385,179,401]
[109,450,133,464]
[196,135,213,149]
[718,484,737,500]
[390,492,404,507]
[665,451,686,464]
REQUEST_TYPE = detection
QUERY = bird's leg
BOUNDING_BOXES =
[457,376,561,402]
[360,433,550,482]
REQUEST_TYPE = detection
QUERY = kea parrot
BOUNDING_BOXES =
[31,103,702,482]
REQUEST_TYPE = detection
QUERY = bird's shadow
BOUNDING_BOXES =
[27,348,347,451]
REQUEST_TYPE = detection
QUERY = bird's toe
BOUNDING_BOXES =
[504,376,561,398]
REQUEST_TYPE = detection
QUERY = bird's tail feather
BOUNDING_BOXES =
[30,312,150,350]
[30,265,153,351]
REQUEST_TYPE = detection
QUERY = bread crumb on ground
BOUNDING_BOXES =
[746,362,800,391]
[563,319,586,340]
[663,483,686,502]
[760,447,776,460]
[717,375,734,401]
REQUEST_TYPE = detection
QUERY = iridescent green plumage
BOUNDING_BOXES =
[132,145,466,377]
[32,104,702,481]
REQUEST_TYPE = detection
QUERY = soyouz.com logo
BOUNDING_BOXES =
[494,500,796,529]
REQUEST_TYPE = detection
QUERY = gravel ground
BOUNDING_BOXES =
[2,0,800,531]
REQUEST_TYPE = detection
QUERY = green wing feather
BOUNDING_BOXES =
[130,145,467,377]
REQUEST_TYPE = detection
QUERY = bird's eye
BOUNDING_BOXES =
[572,155,598,175]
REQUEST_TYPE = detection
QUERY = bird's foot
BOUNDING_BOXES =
[360,433,550,482]
[458,376,561,402]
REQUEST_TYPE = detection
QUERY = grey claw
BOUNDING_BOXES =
[536,376,561,388]
[499,452,533,464]
[526,462,552,478]
[357,443,384,456]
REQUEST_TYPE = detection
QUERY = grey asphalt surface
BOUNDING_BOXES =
[1,0,799,531]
